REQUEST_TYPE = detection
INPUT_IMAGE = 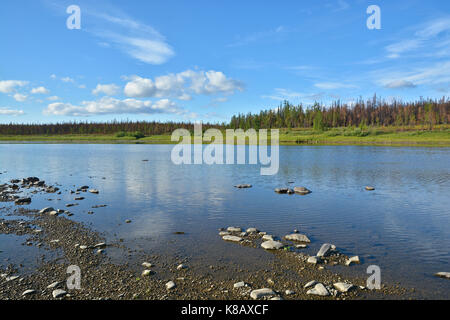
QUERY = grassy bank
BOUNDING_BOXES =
[0,126,449,147]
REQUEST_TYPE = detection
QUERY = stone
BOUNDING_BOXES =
[125,219,132,223]
[52,289,67,298]
[142,270,153,277]
[74,197,85,201]
[287,189,295,194]
[89,189,99,194]
[219,231,230,236]
[79,245,88,250]
[285,290,295,295]
[234,184,252,188]
[317,243,334,257]
[22,289,36,296]
[47,281,61,289]
[222,235,243,242]
[177,264,187,270]
[261,240,284,250]
[262,234,274,241]
[233,281,248,289]
[15,197,31,205]
[304,280,317,289]
[227,226,242,232]
[365,186,375,191]
[142,262,153,268]
[295,244,308,249]
[333,282,354,293]
[274,188,288,194]
[166,281,176,290]
[246,227,259,233]
[250,288,276,299]
[285,233,311,243]
[39,207,54,214]
[306,283,329,296]
[294,187,311,195]
[94,242,106,248]
[435,272,450,279]
[345,256,360,266]
[307,256,320,264]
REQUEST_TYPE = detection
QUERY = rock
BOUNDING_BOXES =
[270,296,283,300]
[274,188,288,194]
[262,234,274,241]
[125,219,132,223]
[49,211,59,216]
[246,227,259,233]
[306,283,329,296]
[96,249,104,254]
[317,243,335,257]
[74,197,85,201]
[333,282,354,293]
[227,226,242,232]
[219,231,230,236]
[166,281,176,290]
[65,203,77,207]
[177,264,187,270]
[142,270,153,277]
[345,256,360,266]
[5,275,20,282]
[435,272,450,279]
[304,280,317,289]
[79,186,89,190]
[79,245,88,250]
[89,189,99,194]
[285,290,295,295]
[52,289,67,298]
[294,187,311,195]
[285,233,311,243]
[233,281,248,289]
[267,278,275,286]
[142,262,153,268]
[222,235,243,242]
[295,244,308,249]
[234,184,252,188]
[307,256,320,264]
[39,207,54,214]
[15,197,31,205]
[240,232,248,237]
[22,289,36,296]
[250,288,276,299]
[365,186,375,191]
[261,240,284,250]
[47,281,61,289]
[94,242,106,248]
[287,189,295,194]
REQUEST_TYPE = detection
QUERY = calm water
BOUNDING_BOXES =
[1,144,449,298]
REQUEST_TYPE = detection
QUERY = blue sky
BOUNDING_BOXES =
[0,0,449,124]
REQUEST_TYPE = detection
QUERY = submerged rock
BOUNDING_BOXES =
[274,188,288,194]
[250,288,276,299]
[306,283,329,296]
[285,233,311,243]
[261,240,284,250]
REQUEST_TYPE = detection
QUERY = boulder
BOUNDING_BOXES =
[285,233,311,243]
[294,187,311,195]
[222,235,243,242]
[261,240,284,250]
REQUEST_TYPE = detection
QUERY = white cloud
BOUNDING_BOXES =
[0,80,28,93]
[31,86,50,94]
[384,80,416,89]
[124,70,243,99]
[92,83,120,96]
[13,93,28,102]
[314,82,357,90]
[43,97,182,116]
[0,107,24,116]
[61,77,75,83]
[47,96,60,101]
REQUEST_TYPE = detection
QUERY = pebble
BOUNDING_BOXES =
[47,281,61,289]
[166,281,176,290]
[22,289,36,296]
[233,281,248,289]
[435,272,450,279]
[317,243,336,257]
[222,235,243,242]
[142,270,153,277]
[250,288,276,299]
[52,289,67,298]
[142,262,153,268]
[285,290,295,295]
[345,256,360,266]
[285,233,311,243]
[304,280,317,288]
[307,256,320,264]
[333,282,354,293]
[177,264,187,270]
[227,226,242,232]
[306,283,329,296]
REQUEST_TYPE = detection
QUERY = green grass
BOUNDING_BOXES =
[1,126,449,147]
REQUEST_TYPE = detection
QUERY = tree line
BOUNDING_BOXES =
[0,96,448,135]
[230,96,449,130]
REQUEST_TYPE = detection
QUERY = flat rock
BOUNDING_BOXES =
[89,189,99,194]
[285,233,311,243]
[262,234,274,241]
[52,289,67,298]
[246,227,259,233]
[222,235,243,242]
[365,186,375,191]
[250,288,276,299]
[261,240,284,250]
[227,226,242,232]
[333,282,354,293]
[234,184,252,188]
[435,272,450,279]
[306,283,329,296]
[294,186,311,195]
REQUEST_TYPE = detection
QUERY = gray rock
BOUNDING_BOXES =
[52,289,67,298]
[285,290,295,295]
[262,234,274,241]
[219,231,230,236]
[39,207,54,214]
[304,280,317,289]
[47,281,61,289]
[22,289,36,296]
[333,282,354,293]
[250,288,276,299]
[306,283,329,296]
[285,233,311,243]
[345,256,360,266]
[142,262,153,268]
[317,243,335,257]
[307,256,320,264]
[227,226,242,232]
[261,240,284,250]
[246,228,259,233]
[222,235,243,242]
[233,281,248,289]
[166,281,176,290]
[435,272,450,279]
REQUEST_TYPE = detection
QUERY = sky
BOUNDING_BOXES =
[0,0,449,124]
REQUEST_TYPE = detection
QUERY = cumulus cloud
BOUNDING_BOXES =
[92,83,120,96]
[124,70,244,99]
[31,86,50,94]
[43,97,182,116]
[0,107,24,116]
[0,80,28,93]
[13,93,28,102]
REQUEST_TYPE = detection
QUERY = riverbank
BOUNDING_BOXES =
[1,177,416,300]
[1,127,449,146]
